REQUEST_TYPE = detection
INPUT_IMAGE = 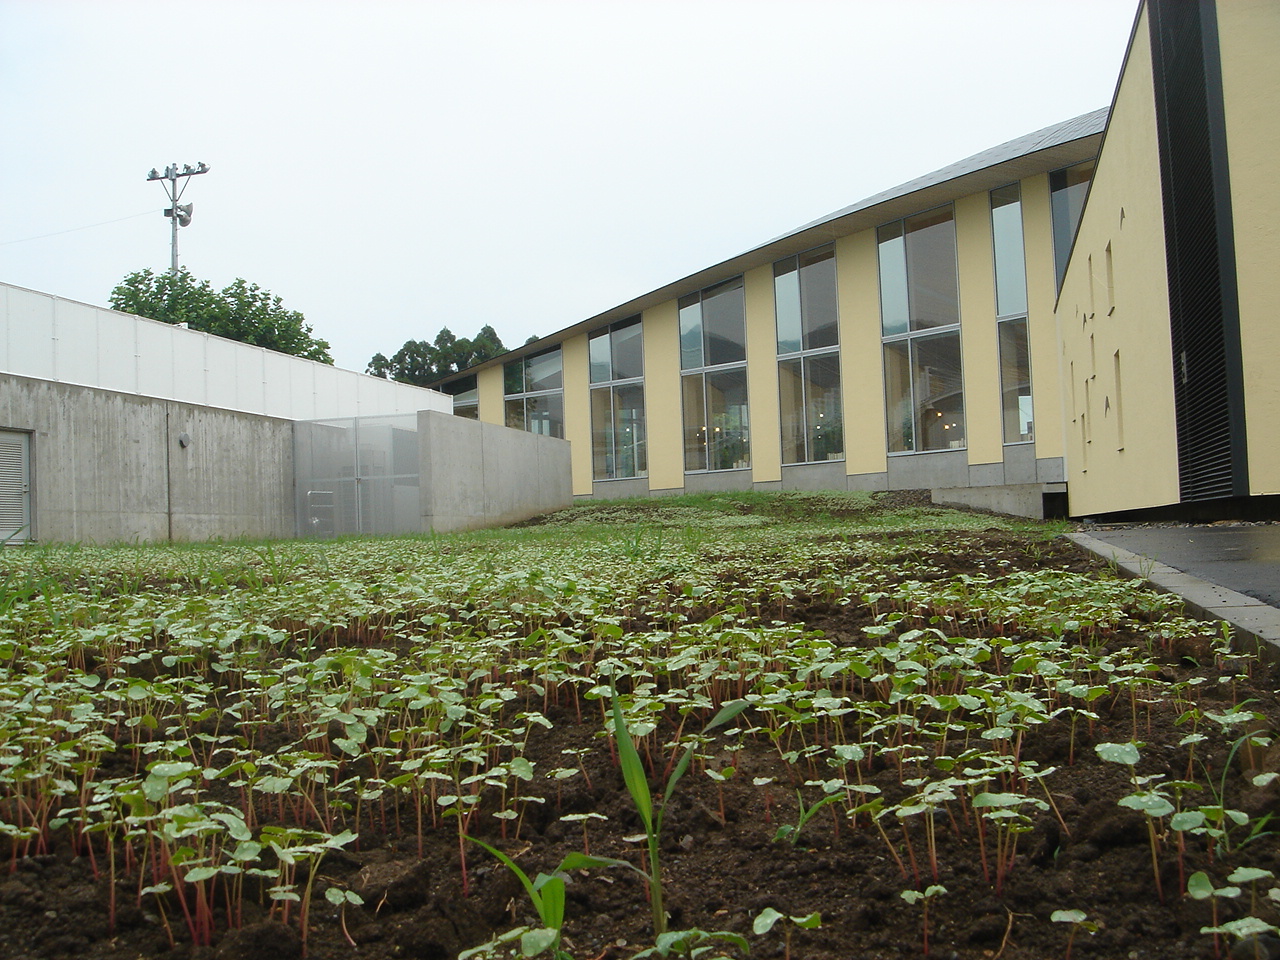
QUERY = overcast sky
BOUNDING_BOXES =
[1,1,1140,373]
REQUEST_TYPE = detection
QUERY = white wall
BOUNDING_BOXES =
[0,282,450,421]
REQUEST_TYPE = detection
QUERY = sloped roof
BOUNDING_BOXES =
[434,107,1109,386]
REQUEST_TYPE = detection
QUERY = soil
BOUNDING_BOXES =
[5,530,1280,960]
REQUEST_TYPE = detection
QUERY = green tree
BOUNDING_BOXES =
[109,268,333,363]
[367,324,507,386]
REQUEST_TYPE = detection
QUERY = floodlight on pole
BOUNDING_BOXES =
[146,161,210,273]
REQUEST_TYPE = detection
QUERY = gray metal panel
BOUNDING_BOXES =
[1037,457,1067,483]
[592,477,650,499]
[1003,443,1039,485]
[781,461,848,491]
[684,469,753,494]
[0,430,30,542]
[969,462,1006,487]
[887,451,970,489]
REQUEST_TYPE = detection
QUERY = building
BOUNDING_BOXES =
[433,0,1278,522]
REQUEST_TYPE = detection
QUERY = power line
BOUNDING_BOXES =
[0,210,160,247]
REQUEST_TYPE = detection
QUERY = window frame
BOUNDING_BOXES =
[877,204,966,455]
[503,347,565,438]
[774,243,843,465]
[589,318,647,480]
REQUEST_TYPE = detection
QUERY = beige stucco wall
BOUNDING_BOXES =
[1055,5,1180,516]
[643,300,682,491]
[1021,172,1065,462]
[476,365,504,427]
[956,192,1002,466]
[560,333,592,497]
[835,231,887,477]
[744,265,782,484]
[1217,0,1280,495]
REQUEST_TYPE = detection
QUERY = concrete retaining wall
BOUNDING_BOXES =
[0,373,293,543]
[419,411,571,531]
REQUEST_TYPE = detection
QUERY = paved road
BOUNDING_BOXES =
[1083,525,1280,607]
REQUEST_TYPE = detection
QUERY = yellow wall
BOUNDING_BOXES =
[835,231,887,477]
[1217,0,1280,495]
[955,192,1002,465]
[643,300,683,491]
[561,333,593,496]
[1055,6,1181,515]
[1021,172,1065,461]
[477,365,504,426]
[743,265,782,483]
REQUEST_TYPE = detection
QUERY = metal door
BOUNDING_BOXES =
[0,431,31,543]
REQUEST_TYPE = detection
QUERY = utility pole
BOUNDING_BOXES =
[146,162,210,272]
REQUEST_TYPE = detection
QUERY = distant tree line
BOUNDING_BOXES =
[367,326,508,386]
[109,269,333,363]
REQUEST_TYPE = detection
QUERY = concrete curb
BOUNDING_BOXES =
[1067,532,1280,664]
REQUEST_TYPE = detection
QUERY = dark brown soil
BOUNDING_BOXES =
[4,532,1280,960]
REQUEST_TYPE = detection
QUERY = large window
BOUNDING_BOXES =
[991,183,1033,443]
[1050,160,1095,291]
[775,245,842,463]
[680,278,749,471]
[878,206,965,453]
[504,348,564,438]
[441,375,479,420]
[589,318,646,479]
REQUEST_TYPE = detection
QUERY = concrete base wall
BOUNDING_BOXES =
[419,411,571,531]
[0,373,293,543]
[932,483,1063,520]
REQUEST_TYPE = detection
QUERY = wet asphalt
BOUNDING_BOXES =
[1080,525,1280,608]
[1068,524,1280,659]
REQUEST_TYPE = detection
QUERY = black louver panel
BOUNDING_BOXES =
[1149,0,1245,503]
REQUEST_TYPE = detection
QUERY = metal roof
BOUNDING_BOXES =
[433,107,1109,386]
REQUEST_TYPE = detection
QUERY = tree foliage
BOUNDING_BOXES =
[109,268,333,363]
[367,325,506,386]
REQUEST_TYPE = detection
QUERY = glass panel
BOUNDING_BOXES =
[883,340,913,453]
[778,358,806,464]
[682,374,707,471]
[905,206,959,330]
[702,277,746,367]
[453,402,479,420]
[505,398,525,430]
[525,349,562,392]
[805,354,843,462]
[611,319,644,381]
[526,393,564,438]
[878,222,909,337]
[679,295,703,371]
[998,319,1033,443]
[452,384,478,406]
[705,367,750,470]
[774,259,802,356]
[1051,160,1095,290]
[799,246,838,350]
[991,183,1028,318]
[613,383,646,477]
[589,331,611,384]
[590,387,613,478]
[913,332,965,451]
[504,359,524,396]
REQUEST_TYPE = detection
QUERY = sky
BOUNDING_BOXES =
[0,1,1140,374]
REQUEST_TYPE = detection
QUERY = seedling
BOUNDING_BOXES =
[1050,909,1097,960]
[753,907,821,960]
[610,688,748,935]
[900,884,947,957]
[631,927,750,959]
[1188,871,1243,960]
[466,835,630,958]
[774,783,842,847]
